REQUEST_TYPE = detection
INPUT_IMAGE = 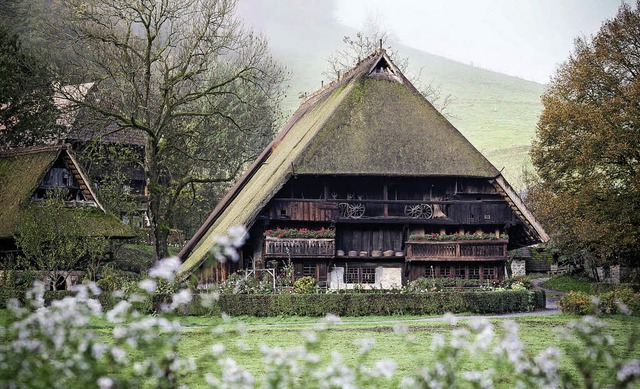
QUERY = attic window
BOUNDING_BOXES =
[370,57,395,76]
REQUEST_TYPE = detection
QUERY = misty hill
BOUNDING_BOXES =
[238,1,545,188]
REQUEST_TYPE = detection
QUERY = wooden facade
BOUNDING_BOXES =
[242,175,516,285]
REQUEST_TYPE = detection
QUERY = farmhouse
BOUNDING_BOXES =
[0,144,135,286]
[177,49,548,288]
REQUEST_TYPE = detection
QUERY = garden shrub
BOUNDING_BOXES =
[559,291,596,315]
[597,287,639,315]
[406,277,496,292]
[208,290,544,317]
[293,276,316,294]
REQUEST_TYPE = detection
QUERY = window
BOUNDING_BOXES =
[455,266,465,278]
[303,265,316,278]
[439,266,450,277]
[469,266,480,280]
[361,267,376,284]
[483,267,496,280]
[424,266,435,278]
[345,267,359,283]
[345,266,376,284]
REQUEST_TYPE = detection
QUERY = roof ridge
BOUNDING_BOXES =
[300,50,383,106]
[0,143,69,158]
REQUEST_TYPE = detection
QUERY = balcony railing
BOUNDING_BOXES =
[405,239,508,261]
[264,237,335,258]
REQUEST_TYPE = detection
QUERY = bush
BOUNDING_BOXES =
[293,276,316,294]
[216,272,275,294]
[597,286,640,315]
[559,291,596,315]
[406,277,496,292]
[211,290,545,317]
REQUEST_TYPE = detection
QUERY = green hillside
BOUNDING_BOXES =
[240,2,545,188]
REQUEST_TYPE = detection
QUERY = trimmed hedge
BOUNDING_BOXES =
[0,290,545,317]
[211,290,545,317]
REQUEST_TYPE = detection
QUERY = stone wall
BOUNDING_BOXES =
[596,265,621,284]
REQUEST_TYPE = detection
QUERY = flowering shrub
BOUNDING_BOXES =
[409,231,508,241]
[559,291,597,315]
[293,276,316,294]
[1,226,639,388]
[263,227,335,239]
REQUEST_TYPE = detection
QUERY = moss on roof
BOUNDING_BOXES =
[178,78,358,278]
[0,149,59,238]
[63,207,136,238]
[296,76,499,177]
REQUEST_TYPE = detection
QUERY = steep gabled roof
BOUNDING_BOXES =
[177,50,545,278]
[0,144,133,239]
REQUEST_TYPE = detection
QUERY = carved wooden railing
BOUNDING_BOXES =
[264,237,336,258]
[405,239,508,261]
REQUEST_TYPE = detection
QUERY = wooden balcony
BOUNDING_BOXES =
[405,239,508,262]
[264,237,336,258]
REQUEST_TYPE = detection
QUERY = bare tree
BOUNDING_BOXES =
[47,0,285,259]
[324,19,452,116]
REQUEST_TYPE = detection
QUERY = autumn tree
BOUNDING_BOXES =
[528,1,640,269]
[41,0,284,259]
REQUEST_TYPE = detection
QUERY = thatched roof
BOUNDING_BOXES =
[296,77,498,177]
[0,144,134,239]
[177,50,546,278]
[55,83,147,146]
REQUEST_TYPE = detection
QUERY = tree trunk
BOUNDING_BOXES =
[145,139,169,260]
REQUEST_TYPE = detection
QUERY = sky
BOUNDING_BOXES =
[333,0,626,83]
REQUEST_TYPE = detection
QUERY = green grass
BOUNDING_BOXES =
[176,314,639,387]
[541,276,594,294]
[2,308,638,386]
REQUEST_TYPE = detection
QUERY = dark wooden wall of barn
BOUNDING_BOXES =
[336,226,404,253]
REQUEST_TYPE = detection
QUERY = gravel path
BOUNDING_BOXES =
[530,276,567,310]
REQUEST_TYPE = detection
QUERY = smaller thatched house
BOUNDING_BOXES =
[0,144,135,285]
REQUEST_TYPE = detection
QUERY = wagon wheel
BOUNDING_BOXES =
[404,204,423,218]
[349,203,365,218]
[420,204,434,219]
[338,203,350,218]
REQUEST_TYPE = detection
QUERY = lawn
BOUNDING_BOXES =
[540,275,594,294]
[171,313,640,387]
[2,308,638,387]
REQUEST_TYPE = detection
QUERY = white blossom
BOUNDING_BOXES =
[373,359,397,379]
[138,279,157,293]
[111,347,127,363]
[443,312,458,326]
[97,377,114,389]
[148,257,182,281]
[354,338,375,354]
[617,359,640,382]
[106,301,132,323]
[211,343,226,356]
[227,226,248,247]
[169,289,193,310]
[324,313,342,324]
